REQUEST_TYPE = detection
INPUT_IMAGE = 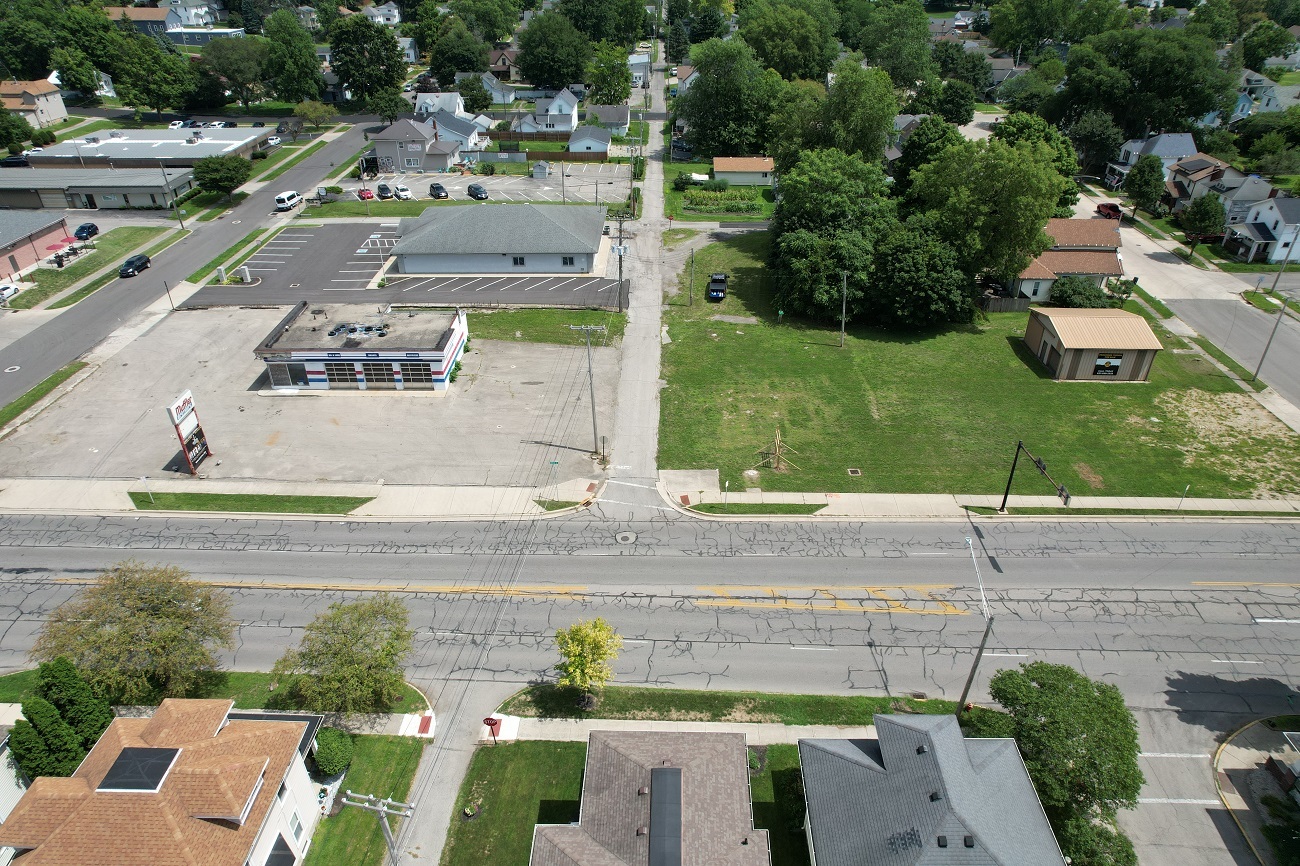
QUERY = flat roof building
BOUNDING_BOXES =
[1024,307,1162,382]
[0,167,194,210]
[254,302,469,391]
[28,128,272,169]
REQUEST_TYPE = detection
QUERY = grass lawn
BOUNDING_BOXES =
[306,736,426,866]
[752,744,812,866]
[262,138,328,182]
[0,669,40,702]
[329,145,374,180]
[659,232,1300,497]
[129,491,373,514]
[535,499,582,511]
[194,191,250,222]
[663,227,699,249]
[973,102,1002,113]
[1190,335,1268,392]
[441,741,586,866]
[500,684,956,723]
[1131,284,1175,319]
[691,503,826,515]
[663,162,776,222]
[186,228,268,283]
[468,309,626,345]
[8,227,168,309]
[0,362,87,431]
[249,142,311,178]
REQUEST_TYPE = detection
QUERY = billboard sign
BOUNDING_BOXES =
[167,390,211,474]
[167,390,196,425]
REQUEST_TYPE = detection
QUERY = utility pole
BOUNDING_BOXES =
[341,791,413,866]
[957,537,994,716]
[570,324,606,460]
[615,215,627,313]
[689,248,694,306]
[161,162,185,230]
[839,271,847,348]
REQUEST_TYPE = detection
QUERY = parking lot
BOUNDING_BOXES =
[244,224,394,289]
[350,161,632,205]
[385,275,624,307]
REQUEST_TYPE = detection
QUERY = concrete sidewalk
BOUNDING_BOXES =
[1213,720,1296,866]
[502,715,875,744]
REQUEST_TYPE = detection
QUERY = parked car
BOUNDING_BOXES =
[74,223,99,240]
[1,155,30,167]
[394,183,413,200]
[467,183,489,200]
[357,188,375,200]
[429,182,449,199]
[1096,202,1122,219]
[707,272,728,301]
[376,182,394,199]
[402,82,414,92]
[274,190,302,211]
[266,136,282,147]
[168,120,186,130]
[118,254,151,277]
[185,120,204,128]
[670,67,678,77]
[205,121,228,129]
[276,121,290,134]
[252,121,265,127]
[0,285,19,303]
[21,148,42,156]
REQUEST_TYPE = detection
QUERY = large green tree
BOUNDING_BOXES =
[1182,192,1226,257]
[557,0,645,42]
[519,13,592,90]
[194,154,254,201]
[116,35,197,119]
[272,596,415,714]
[739,0,839,80]
[0,111,35,155]
[12,698,83,779]
[892,114,963,194]
[456,73,492,113]
[676,38,783,156]
[766,78,827,173]
[587,40,633,104]
[822,58,897,163]
[369,88,411,124]
[869,225,973,329]
[1122,153,1166,216]
[1243,20,1297,71]
[908,137,1065,281]
[202,36,270,111]
[857,0,935,88]
[450,0,520,41]
[0,19,56,81]
[1066,109,1125,173]
[330,15,405,101]
[429,18,490,87]
[32,560,236,703]
[263,9,324,102]
[932,40,992,91]
[990,112,1080,216]
[51,46,101,98]
[1189,0,1238,45]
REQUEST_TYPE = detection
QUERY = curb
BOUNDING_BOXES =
[1212,719,1269,866]
[404,680,433,714]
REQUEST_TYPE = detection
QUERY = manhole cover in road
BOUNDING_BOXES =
[616,532,637,545]
[4,366,19,373]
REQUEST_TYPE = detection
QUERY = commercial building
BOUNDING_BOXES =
[0,80,68,129]
[529,731,770,866]
[0,213,70,282]
[255,302,469,391]
[1024,307,1163,382]
[0,698,324,866]
[28,128,273,169]
[800,715,1066,866]
[0,167,193,210]
[390,204,605,275]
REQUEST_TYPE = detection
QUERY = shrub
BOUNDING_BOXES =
[250,150,268,160]
[30,129,56,146]
[474,162,497,176]
[324,185,343,194]
[1051,275,1113,309]
[700,178,729,191]
[672,172,695,191]
[349,167,362,179]
[36,657,112,751]
[16,697,84,777]
[313,726,354,776]
[682,188,761,213]
[449,360,463,383]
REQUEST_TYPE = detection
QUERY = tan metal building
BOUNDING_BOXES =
[1024,308,1162,382]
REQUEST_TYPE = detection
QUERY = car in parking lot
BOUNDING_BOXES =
[357,188,375,200]
[1,155,29,167]
[376,182,394,199]
[394,183,413,200]
[467,183,489,200]
[252,121,265,127]
[0,285,20,304]
[205,121,228,129]
[276,121,289,134]
[74,222,99,240]
[168,120,186,130]
[118,254,151,277]
[429,182,449,199]
[185,120,203,128]
[266,136,282,147]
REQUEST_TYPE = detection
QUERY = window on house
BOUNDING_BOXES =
[1274,219,1280,230]
[562,256,574,266]
[405,158,420,167]
[512,256,526,266]
[290,811,303,840]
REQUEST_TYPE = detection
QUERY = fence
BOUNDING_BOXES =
[526,151,606,162]
[493,130,571,142]
[980,295,1031,313]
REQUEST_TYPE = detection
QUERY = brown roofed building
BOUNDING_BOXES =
[1024,308,1162,381]
[1014,218,1123,302]
[713,156,775,186]
[104,5,179,35]
[0,699,325,866]
[529,730,771,866]
[0,80,67,130]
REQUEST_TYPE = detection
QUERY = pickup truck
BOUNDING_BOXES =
[707,272,728,301]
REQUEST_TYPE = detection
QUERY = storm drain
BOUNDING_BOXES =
[616,532,637,545]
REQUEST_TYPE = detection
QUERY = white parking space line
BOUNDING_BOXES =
[1210,659,1264,664]
[1140,753,1211,759]
[247,268,279,272]
[1254,618,1300,624]
[247,260,287,264]
[339,269,375,273]
[1137,798,1220,806]
[330,278,372,282]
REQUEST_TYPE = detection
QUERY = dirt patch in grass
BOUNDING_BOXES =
[1073,463,1105,489]
[1155,389,1300,496]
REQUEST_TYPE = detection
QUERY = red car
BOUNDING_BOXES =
[357,188,375,200]
[1096,202,1122,219]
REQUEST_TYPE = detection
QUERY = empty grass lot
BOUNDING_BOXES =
[752,744,812,866]
[8,227,168,309]
[659,233,1300,498]
[468,309,626,345]
[306,736,426,866]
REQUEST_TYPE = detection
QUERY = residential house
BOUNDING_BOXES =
[568,126,611,153]
[432,109,485,151]
[363,1,402,25]
[165,0,222,28]
[1274,25,1300,68]
[516,87,579,132]
[166,27,246,45]
[799,714,1066,866]
[1163,153,1239,212]
[0,80,67,130]
[103,6,180,36]
[886,113,929,165]
[489,48,523,82]
[953,9,977,28]
[1104,132,1197,188]
[1259,83,1300,114]
[397,37,418,64]
[0,699,324,866]
[1026,308,1162,382]
[47,69,116,101]
[392,204,606,274]
[316,45,333,65]
[296,4,318,29]
[1211,175,1278,225]
[455,71,518,105]
[528,731,770,866]
[628,52,651,87]
[1014,218,1124,301]
[989,57,1029,98]
[585,104,630,136]
[370,119,462,173]
[415,92,465,118]
[1224,197,1300,262]
[714,156,775,186]
[673,64,697,97]
[0,729,28,866]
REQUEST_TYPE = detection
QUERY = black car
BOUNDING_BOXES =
[118,254,150,278]
[252,121,265,127]
[376,182,394,199]
[707,272,728,301]
[185,120,203,128]
[429,182,449,199]
[73,223,99,241]
[467,183,489,200]
[0,155,29,167]
[276,121,289,134]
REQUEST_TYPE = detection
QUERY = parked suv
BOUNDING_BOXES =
[118,254,151,277]
[1096,202,1122,219]
[73,222,99,240]
[394,183,413,200]
[707,272,728,301]
[376,182,394,199]
[467,183,489,200]
[1,155,29,167]
[429,182,449,199]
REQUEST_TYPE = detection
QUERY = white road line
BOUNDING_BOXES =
[605,479,656,489]
[1137,798,1220,806]
[986,652,1029,657]
[330,278,372,282]
[246,260,286,264]
[911,552,950,556]
[339,269,376,273]
[1254,618,1300,624]
[1140,753,1211,759]
[246,268,279,272]
[1211,659,1264,664]
[790,646,836,652]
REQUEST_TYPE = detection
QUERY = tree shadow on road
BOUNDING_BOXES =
[1163,671,1298,742]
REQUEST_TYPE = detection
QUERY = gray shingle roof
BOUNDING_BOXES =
[0,211,65,247]
[393,204,606,257]
[0,167,191,191]
[587,105,630,125]
[371,119,435,142]
[1138,132,1197,159]
[433,109,477,138]
[799,715,1066,866]
[1273,196,1300,223]
[570,127,612,144]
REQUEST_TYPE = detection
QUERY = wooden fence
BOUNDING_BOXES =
[980,296,1031,313]
[494,130,571,142]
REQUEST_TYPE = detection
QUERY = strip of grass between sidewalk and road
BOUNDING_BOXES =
[306,737,426,866]
[194,191,250,222]
[328,145,373,180]
[535,499,581,511]
[467,309,626,345]
[49,229,191,310]
[262,138,329,182]
[965,506,1299,517]
[248,142,310,179]
[1244,290,1300,317]
[691,503,826,515]
[500,684,958,723]
[1189,335,1268,392]
[0,362,87,432]
[1131,284,1175,319]
[185,228,268,283]
[7,226,169,309]
[128,491,373,514]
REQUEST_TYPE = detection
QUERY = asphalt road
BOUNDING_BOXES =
[0,123,376,407]
[1169,297,1300,401]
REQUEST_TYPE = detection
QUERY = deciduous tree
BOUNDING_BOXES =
[1181,191,1226,257]
[263,9,325,102]
[272,596,414,714]
[329,14,405,101]
[739,0,839,81]
[765,78,826,173]
[456,74,493,113]
[932,40,992,91]
[1122,153,1166,216]
[857,0,935,88]
[450,0,520,41]
[519,13,592,90]
[194,155,254,201]
[294,98,340,129]
[116,35,197,119]
[676,38,783,156]
[0,111,35,155]
[892,114,963,195]
[554,617,623,695]
[991,112,1080,215]
[429,19,490,87]
[369,88,411,124]
[202,36,270,111]
[51,47,101,98]
[1066,109,1124,172]
[823,58,897,163]
[1243,20,1297,72]
[587,41,633,105]
[868,225,973,329]
[1189,0,1238,45]
[1050,274,1111,308]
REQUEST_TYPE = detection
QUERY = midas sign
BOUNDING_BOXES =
[167,389,196,426]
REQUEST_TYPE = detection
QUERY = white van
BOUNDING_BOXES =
[274,190,302,211]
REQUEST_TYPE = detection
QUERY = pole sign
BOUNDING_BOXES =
[167,390,212,475]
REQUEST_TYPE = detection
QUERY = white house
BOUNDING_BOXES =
[415,91,465,117]
[0,699,324,866]
[165,0,221,28]
[296,4,318,29]
[672,64,696,97]
[1104,132,1197,188]
[568,126,611,153]
[713,156,774,186]
[432,109,485,150]
[628,52,651,87]
[454,71,518,105]
[585,104,630,136]
[363,1,402,25]
[392,204,606,275]
[516,87,579,132]
[1013,218,1124,301]
[397,36,418,64]
[1224,197,1300,263]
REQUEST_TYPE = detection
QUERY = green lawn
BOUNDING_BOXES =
[186,228,268,283]
[8,227,169,309]
[973,102,1002,113]
[663,162,776,222]
[441,741,587,866]
[535,499,582,511]
[468,309,626,345]
[500,684,956,723]
[306,736,426,866]
[1190,335,1268,392]
[129,492,373,514]
[0,362,86,431]
[659,232,1300,497]
[329,145,374,180]
[249,142,311,178]
[1131,284,1175,319]
[752,744,812,866]
[0,669,40,702]
[663,227,699,249]
[262,138,329,182]
[1243,290,1299,315]
[691,503,826,515]
[194,191,250,222]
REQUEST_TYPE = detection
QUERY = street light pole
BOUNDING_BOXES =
[570,324,606,460]
[957,536,994,716]
[161,162,185,230]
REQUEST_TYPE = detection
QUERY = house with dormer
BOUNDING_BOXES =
[433,109,486,150]
[1224,197,1300,262]
[1014,218,1124,302]
[363,1,401,25]
[516,87,579,132]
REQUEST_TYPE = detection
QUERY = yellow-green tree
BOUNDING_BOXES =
[555,617,623,695]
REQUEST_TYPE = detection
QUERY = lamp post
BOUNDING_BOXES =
[161,162,185,230]
[957,536,994,716]
[564,174,614,205]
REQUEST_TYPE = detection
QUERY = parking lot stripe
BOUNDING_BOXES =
[330,278,372,282]
[247,260,287,264]
[339,269,375,273]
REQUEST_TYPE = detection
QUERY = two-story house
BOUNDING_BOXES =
[104,6,180,36]
[371,119,462,172]
[1014,218,1124,302]
[0,80,68,130]
[1163,153,1277,223]
[415,92,466,118]
[166,0,222,28]
[516,87,579,132]
[1104,132,1197,188]
[584,104,630,136]
[433,109,486,150]
[1224,197,1300,263]
[296,4,318,29]
[489,49,523,82]
[454,71,518,105]
[363,1,402,25]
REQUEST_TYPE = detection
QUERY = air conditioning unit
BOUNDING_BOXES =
[108,130,124,138]
[84,136,100,144]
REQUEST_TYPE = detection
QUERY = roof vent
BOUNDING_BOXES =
[929,792,941,802]
[108,130,124,138]
[937,836,948,848]
[964,836,975,848]
[85,136,100,144]
[636,827,647,836]
[638,786,649,795]
[916,745,928,755]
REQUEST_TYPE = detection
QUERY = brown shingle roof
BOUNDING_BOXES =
[1044,218,1121,250]
[714,157,774,173]
[0,699,308,866]
[0,80,60,97]
[1019,257,1058,280]
[140,699,232,747]
[1032,308,1162,350]
[104,6,171,20]
[1036,250,1124,277]
[530,731,770,866]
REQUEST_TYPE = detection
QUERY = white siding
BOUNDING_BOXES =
[246,753,319,866]
[396,252,593,274]
[716,171,772,186]
[0,741,28,866]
